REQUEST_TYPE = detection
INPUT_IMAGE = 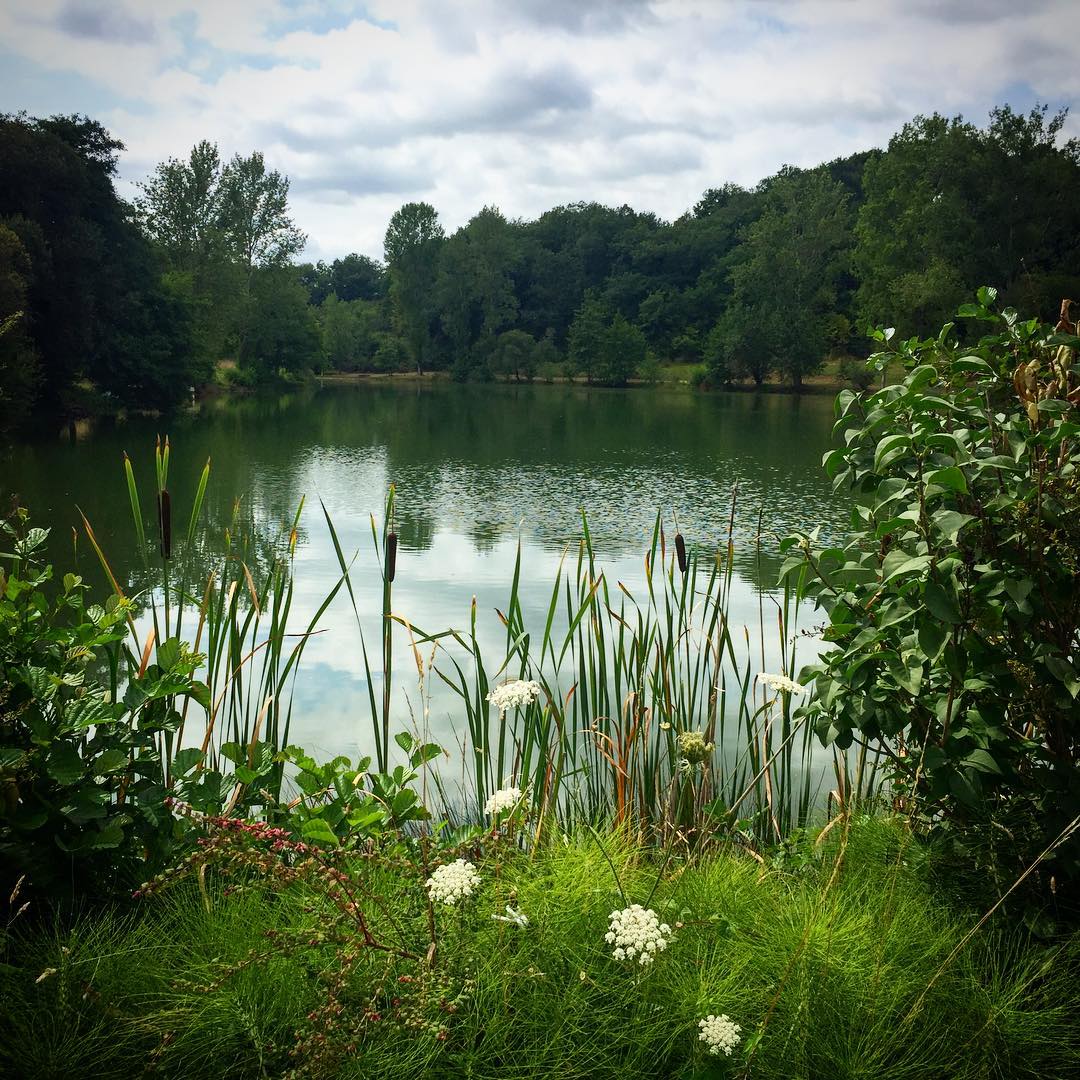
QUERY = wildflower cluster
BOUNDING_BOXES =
[605,904,673,965]
[677,730,715,768]
[484,784,524,816]
[698,1013,742,1056]
[757,671,807,696]
[487,679,542,712]
[426,859,481,905]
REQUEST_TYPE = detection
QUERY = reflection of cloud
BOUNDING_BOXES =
[2,0,1075,259]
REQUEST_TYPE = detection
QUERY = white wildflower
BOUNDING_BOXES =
[425,859,481,906]
[606,905,674,967]
[484,785,524,816]
[487,679,542,712]
[698,1013,742,1056]
[492,905,529,927]
[757,672,807,696]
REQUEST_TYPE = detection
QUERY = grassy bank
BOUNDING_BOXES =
[2,816,1077,1080]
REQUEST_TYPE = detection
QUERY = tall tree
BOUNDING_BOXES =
[729,167,853,388]
[217,151,306,274]
[135,140,222,272]
[384,202,444,374]
[0,113,198,416]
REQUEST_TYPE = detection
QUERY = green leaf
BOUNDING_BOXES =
[883,554,932,583]
[917,617,948,661]
[410,742,443,767]
[301,818,340,847]
[93,749,129,775]
[954,356,995,376]
[926,466,968,494]
[963,749,1002,775]
[156,637,182,671]
[172,748,204,776]
[932,510,976,542]
[924,580,961,624]
[220,742,246,766]
[874,434,910,472]
[949,770,980,807]
[46,744,84,786]
[1045,656,1080,699]
[394,731,415,753]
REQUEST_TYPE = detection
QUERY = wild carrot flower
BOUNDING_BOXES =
[698,1013,742,1056]
[757,672,807,696]
[677,730,714,765]
[484,785,524,816]
[426,860,480,906]
[605,905,673,965]
[487,679,542,712]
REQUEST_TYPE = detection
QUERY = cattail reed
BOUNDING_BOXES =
[386,531,398,582]
[157,489,172,560]
[674,531,687,574]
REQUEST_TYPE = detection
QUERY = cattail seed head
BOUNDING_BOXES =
[674,532,687,574]
[386,530,398,582]
[157,489,172,560]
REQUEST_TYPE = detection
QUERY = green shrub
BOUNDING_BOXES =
[0,510,210,900]
[783,289,1080,885]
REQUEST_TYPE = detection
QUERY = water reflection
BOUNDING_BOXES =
[4,382,844,759]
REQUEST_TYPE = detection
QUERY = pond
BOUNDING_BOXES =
[4,380,844,764]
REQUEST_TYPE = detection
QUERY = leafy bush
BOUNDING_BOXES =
[0,511,210,900]
[783,289,1080,884]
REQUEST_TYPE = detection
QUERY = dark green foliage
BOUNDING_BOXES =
[783,291,1080,883]
[0,225,41,435]
[240,267,322,378]
[319,294,387,372]
[0,511,210,900]
[855,106,1080,335]
[0,113,201,419]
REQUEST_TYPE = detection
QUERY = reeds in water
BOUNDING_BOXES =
[87,444,878,842]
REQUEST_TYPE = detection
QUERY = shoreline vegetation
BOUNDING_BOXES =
[2,295,1079,1076]
[4,102,1080,440]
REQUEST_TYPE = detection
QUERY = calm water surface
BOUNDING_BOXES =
[5,381,844,761]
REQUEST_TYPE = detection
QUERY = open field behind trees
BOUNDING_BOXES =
[2,103,1079,436]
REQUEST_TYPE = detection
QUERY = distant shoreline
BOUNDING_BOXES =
[313,370,856,395]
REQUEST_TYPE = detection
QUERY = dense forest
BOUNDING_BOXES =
[1,104,1079,436]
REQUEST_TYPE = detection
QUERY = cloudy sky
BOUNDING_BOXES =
[1,0,1077,261]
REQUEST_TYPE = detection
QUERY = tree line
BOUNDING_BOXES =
[2,104,1079,437]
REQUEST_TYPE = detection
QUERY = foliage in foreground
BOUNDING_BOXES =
[784,292,1080,885]
[3,815,1079,1080]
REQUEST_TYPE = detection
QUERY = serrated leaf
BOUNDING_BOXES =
[46,743,84,786]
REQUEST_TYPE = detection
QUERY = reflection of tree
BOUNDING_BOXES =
[7,381,844,601]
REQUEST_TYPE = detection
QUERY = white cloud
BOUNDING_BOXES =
[1,0,1076,259]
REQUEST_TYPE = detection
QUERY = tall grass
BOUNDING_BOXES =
[85,441,879,840]
[81,439,344,804]
[3,816,1076,1080]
